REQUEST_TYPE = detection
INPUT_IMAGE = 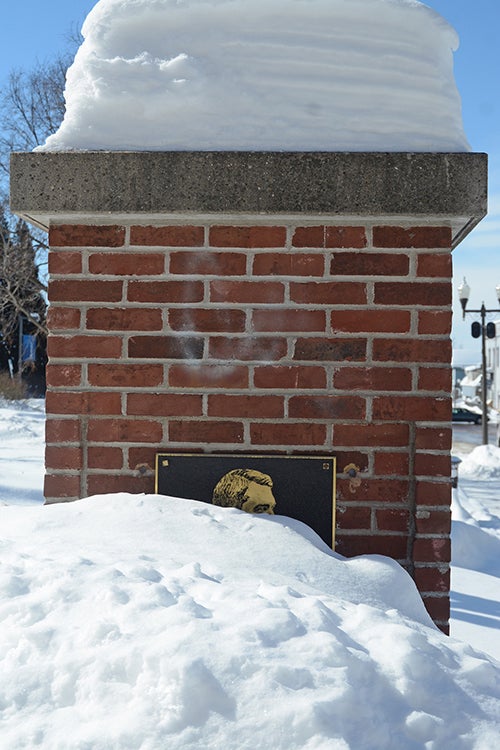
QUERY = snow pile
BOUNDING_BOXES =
[38,0,470,152]
[450,447,500,656]
[458,444,500,480]
[452,446,500,574]
[0,398,45,506]
[452,491,500,576]
[0,493,499,748]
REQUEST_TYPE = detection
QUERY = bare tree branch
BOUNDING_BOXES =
[0,32,80,388]
[0,216,47,347]
[1,53,71,152]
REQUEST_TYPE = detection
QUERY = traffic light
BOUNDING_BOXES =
[486,322,496,339]
[471,321,481,338]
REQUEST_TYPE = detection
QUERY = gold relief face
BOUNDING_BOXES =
[240,483,276,515]
[212,468,276,515]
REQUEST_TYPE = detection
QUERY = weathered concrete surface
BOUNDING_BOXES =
[10,151,487,246]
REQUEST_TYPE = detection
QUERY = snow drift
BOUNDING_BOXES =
[1,492,499,749]
[458,444,500,480]
[38,0,470,152]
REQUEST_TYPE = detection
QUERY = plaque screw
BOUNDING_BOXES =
[343,463,361,494]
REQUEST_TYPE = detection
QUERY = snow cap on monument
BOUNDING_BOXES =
[39,0,470,152]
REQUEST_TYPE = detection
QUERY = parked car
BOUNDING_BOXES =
[452,407,482,424]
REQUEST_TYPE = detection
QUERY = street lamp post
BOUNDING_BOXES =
[458,278,500,445]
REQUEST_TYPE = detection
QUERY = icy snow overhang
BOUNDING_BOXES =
[10,151,487,248]
[36,0,471,153]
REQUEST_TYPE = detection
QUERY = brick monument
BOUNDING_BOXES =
[10,150,487,631]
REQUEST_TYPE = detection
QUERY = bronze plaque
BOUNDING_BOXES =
[155,453,336,548]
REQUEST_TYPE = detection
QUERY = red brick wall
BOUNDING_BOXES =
[46,220,453,631]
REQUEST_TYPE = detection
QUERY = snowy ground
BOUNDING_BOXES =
[0,399,46,507]
[0,398,499,748]
[450,444,500,663]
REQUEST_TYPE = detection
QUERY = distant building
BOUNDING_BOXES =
[452,365,465,401]
[486,320,500,412]
[460,364,483,405]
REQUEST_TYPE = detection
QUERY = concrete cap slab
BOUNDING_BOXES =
[10,151,487,247]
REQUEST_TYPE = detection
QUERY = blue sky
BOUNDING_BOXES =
[430,0,500,363]
[1,0,499,361]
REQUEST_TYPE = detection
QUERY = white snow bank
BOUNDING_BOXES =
[452,516,500,575]
[1,493,499,749]
[451,451,500,575]
[38,0,470,152]
[0,399,45,506]
[451,451,500,574]
[458,445,500,479]
[451,481,500,661]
